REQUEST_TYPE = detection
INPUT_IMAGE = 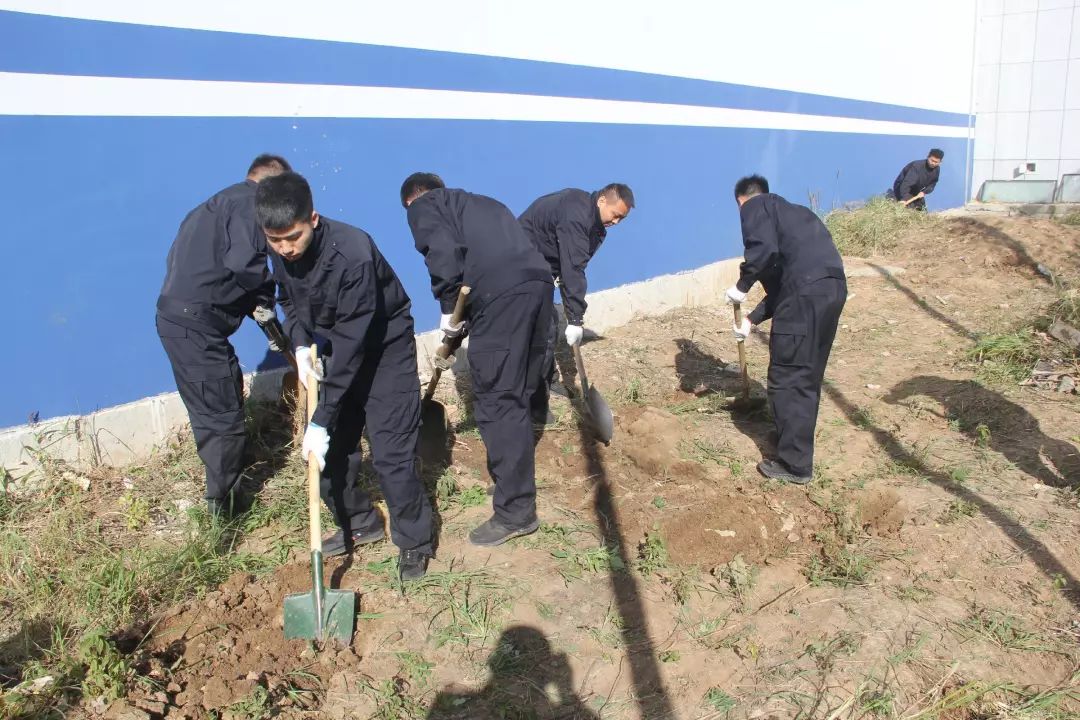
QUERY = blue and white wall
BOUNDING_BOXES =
[0,0,976,430]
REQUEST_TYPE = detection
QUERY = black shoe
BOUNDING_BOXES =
[399,548,431,582]
[322,525,385,557]
[468,516,540,547]
[757,459,812,485]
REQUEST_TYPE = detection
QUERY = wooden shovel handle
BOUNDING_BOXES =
[424,286,471,399]
[306,345,322,551]
[572,344,590,396]
[732,303,750,401]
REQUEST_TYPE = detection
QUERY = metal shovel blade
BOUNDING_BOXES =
[584,385,614,444]
[418,396,451,462]
[283,550,355,642]
[572,344,614,444]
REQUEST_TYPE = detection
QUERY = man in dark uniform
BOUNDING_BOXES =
[725,175,846,485]
[518,184,634,421]
[888,149,943,211]
[256,172,433,580]
[156,154,291,518]
[400,172,553,547]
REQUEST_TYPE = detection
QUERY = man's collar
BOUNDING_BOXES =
[589,191,607,236]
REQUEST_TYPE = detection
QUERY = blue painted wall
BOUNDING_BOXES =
[0,11,969,427]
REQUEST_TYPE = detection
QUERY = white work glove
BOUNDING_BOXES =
[252,305,276,326]
[725,285,748,305]
[294,346,324,391]
[440,313,466,339]
[733,317,752,341]
[564,324,584,347]
[302,422,330,471]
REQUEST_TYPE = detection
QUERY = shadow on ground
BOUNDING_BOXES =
[426,625,599,719]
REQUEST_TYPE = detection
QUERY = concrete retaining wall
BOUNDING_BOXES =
[0,256,743,478]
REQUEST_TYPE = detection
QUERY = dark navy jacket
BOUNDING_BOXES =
[518,188,606,326]
[406,188,551,314]
[735,193,845,325]
[892,160,940,201]
[272,218,415,429]
[157,180,274,335]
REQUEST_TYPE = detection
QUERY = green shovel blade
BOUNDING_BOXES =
[283,550,355,642]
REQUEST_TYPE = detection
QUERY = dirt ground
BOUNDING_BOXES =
[100,212,1080,719]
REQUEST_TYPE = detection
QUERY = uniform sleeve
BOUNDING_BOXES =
[273,257,313,350]
[747,294,777,325]
[555,199,595,326]
[407,198,464,314]
[736,200,780,293]
[223,204,275,307]
[896,165,920,200]
[310,264,376,429]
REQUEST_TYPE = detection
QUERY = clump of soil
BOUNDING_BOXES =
[123,564,362,719]
[618,405,706,479]
[857,488,907,535]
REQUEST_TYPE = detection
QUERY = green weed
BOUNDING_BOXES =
[636,526,669,576]
[409,566,510,650]
[968,331,1040,384]
[396,651,434,688]
[362,677,426,720]
[806,543,875,587]
[77,628,130,702]
[953,606,1056,653]
[939,499,978,524]
[455,484,487,509]
[887,631,928,665]
[703,687,737,713]
[949,465,972,484]
[618,378,645,404]
[225,685,272,719]
[712,554,758,608]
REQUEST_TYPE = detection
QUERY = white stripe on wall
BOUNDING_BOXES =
[0,73,970,137]
[0,0,977,114]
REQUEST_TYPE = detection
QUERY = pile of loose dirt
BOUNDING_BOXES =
[116,565,363,720]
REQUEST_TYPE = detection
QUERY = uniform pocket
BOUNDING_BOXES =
[469,349,512,394]
[770,318,809,367]
[186,363,242,413]
[155,316,188,338]
[200,377,243,413]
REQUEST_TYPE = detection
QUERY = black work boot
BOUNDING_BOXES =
[322,524,385,557]
[398,548,431,582]
[468,515,540,547]
[757,459,812,485]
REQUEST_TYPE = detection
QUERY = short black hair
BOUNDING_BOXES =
[734,175,769,199]
[400,172,446,208]
[928,148,944,160]
[599,182,635,209]
[255,172,313,230]
[247,153,292,177]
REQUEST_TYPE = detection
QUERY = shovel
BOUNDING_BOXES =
[419,287,471,455]
[283,345,355,643]
[729,303,767,412]
[571,343,614,444]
